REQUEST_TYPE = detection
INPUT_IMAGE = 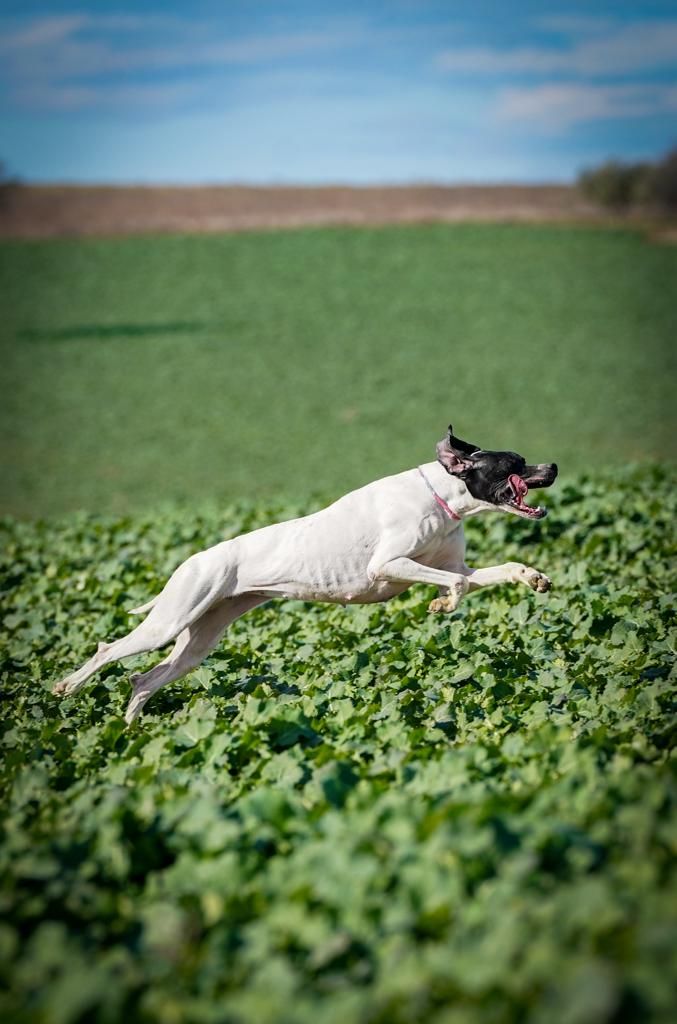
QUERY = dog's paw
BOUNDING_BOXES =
[520,567,551,593]
[52,680,67,696]
[428,595,460,614]
[428,578,469,613]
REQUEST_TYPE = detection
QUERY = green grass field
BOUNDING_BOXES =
[1,468,675,1023]
[1,224,675,517]
[1,224,676,1022]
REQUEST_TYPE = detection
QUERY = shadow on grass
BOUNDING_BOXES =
[20,321,207,342]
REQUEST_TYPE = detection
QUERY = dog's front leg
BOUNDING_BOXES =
[464,562,551,594]
[371,557,469,613]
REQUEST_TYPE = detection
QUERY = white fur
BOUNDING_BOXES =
[53,460,550,723]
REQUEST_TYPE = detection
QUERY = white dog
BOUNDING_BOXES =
[53,426,558,723]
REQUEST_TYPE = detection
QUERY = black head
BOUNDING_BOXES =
[436,425,558,519]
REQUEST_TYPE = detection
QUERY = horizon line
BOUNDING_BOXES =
[6,177,579,189]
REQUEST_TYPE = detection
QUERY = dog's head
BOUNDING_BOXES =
[436,425,558,519]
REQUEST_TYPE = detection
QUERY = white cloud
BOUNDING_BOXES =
[437,20,677,77]
[14,80,206,113]
[496,83,677,130]
[0,14,87,51]
[437,47,568,75]
[0,13,366,111]
[535,16,615,36]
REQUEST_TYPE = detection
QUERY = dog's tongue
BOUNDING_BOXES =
[509,474,528,498]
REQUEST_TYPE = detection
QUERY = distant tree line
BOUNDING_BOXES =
[0,160,21,211]
[578,148,677,210]
[0,160,20,185]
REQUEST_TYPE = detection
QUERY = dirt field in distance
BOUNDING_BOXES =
[0,183,643,239]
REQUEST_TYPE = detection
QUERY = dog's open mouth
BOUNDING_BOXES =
[504,474,547,519]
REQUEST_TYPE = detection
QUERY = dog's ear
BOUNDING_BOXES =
[446,424,479,456]
[436,425,478,476]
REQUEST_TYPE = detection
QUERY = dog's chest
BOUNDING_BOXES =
[413,527,464,570]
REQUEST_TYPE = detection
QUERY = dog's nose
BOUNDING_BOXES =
[550,463,558,478]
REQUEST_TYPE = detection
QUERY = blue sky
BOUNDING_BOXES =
[1,0,676,184]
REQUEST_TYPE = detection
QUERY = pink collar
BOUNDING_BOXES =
[417,466,461,521]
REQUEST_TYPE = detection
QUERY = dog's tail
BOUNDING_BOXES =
[128,595,159,616]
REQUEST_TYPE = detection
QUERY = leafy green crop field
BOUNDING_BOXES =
[1,466,675,1023]
[1,224,675,517]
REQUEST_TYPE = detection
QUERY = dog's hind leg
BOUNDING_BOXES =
[52,610,186,698]
[53,546,238,699]
[124,594,267,724]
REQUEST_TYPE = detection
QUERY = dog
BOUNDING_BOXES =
[53,426,558,724]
